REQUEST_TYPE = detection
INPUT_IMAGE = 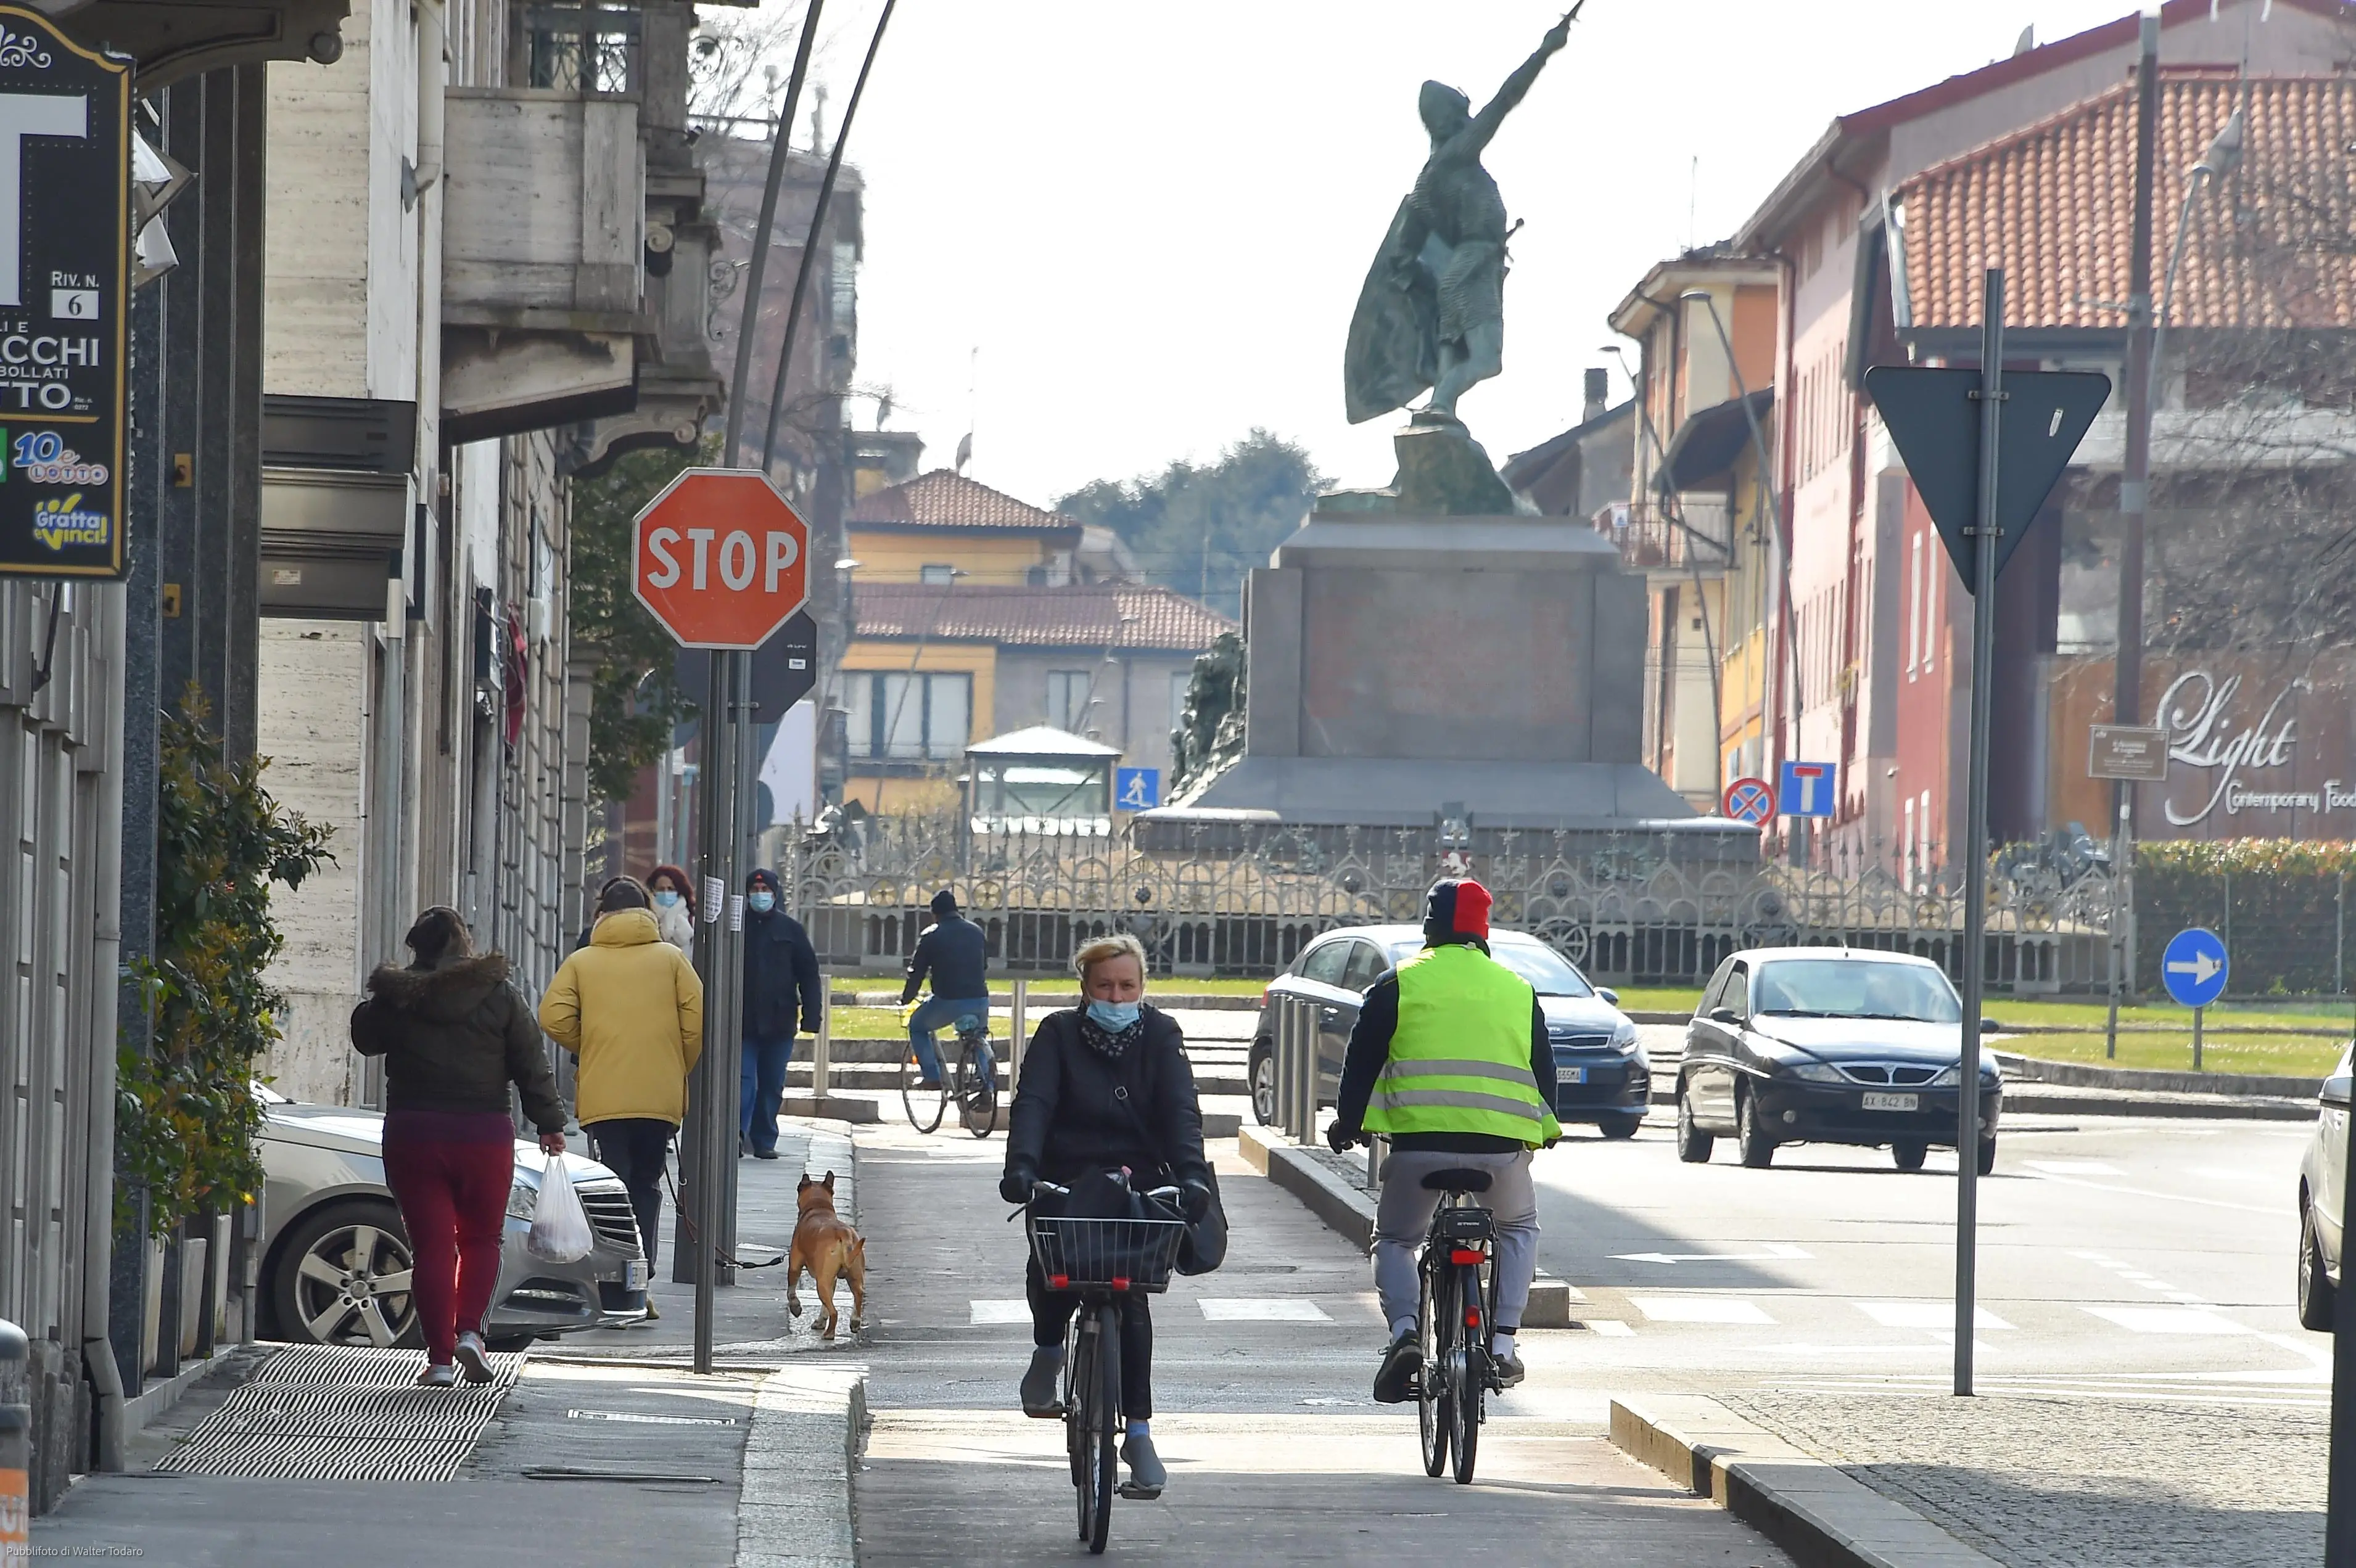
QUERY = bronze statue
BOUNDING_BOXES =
[1345,9,1580,427]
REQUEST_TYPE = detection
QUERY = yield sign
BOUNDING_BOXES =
[633,467,810,650]
[1863,366,2110,591]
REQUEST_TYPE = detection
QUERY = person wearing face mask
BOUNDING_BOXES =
[647,864,696,953]
[738,868,822,1159]
[999,933,1211,1500]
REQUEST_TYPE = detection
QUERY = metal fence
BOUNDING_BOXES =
[779,815,2123,995]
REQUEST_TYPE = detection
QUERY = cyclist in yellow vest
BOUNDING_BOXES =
[1328,877,1557,1399]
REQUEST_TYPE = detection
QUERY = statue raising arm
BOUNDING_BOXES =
[1467,5,1581,152]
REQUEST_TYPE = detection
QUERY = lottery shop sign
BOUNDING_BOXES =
[0,10,129,578]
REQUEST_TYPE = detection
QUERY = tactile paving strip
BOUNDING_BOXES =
[160,1343,522,1482]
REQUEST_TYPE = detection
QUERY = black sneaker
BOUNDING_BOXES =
[1372,1330,1423,1404]
[1019,1346,1065,1418]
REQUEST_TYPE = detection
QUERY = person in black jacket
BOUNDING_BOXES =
[350,906,566,1388]
[999,933,1210,1500]
[900,889,994,1091]
[739,868,823,1159]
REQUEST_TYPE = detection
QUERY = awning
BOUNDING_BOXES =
[1656,388,1774,493]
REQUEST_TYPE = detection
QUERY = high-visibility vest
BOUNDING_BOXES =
[1362,942,1560,1146]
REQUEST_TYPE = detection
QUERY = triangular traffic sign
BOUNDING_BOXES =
[1863,367,2110,591]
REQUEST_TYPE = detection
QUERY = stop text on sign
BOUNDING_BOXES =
[632,467,810,651]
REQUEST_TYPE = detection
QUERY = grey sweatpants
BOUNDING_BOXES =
[1372,1147,1539,1334]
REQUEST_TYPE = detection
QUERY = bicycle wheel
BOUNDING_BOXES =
[1086,1304,1120,1554]
[1449,1263,1483,1485]
[965,1040,999,1138]
[1417,1258,1449,1478]
[900,1043,945,1134]
[1066,1322,1092,1493]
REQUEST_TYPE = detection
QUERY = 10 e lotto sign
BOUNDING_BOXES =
[0,12,129,578]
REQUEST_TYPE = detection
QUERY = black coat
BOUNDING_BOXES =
[1005,1006,1209,1188]
[348,953,566,1134]
[742,908,823,1040]
[899,914,989,1004]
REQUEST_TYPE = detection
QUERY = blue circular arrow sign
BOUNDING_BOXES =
[2160,927,2230,1009]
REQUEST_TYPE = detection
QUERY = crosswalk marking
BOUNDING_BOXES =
[1197,1298,1333,1323]
[2083,1305,2250,1336]
[969,1300,1031,1326]
[1855,1300,2013,1331]
[1585,1319,1636,1337]
[1628,1295,1774,1325]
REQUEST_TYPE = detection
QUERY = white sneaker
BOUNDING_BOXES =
[416,1363,457,1389]
[453,1331,494,1385]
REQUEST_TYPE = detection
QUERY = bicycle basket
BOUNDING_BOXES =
[1029,1213,1187,1294]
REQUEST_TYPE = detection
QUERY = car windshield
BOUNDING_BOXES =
[1387,937,1594,997]
[1751,959,1960,1023]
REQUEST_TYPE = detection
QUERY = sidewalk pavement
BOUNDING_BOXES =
[31,1120,867,1567]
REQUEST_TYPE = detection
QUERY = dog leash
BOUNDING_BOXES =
[659,1160,787,1271]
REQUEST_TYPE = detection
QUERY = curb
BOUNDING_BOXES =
[122,1344,244,1443]
[2001,1085,2314,1120]
[735,1365,868,1568]
[1992,1050,2326,1099]
[1610,1394,2001,1568]
[1234,1125,1576,1328]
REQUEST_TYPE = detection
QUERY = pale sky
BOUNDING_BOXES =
[738,1,2144,508]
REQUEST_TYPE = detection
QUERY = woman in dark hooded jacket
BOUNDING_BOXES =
[350,906,566,1387]
[999,933,1211,1499]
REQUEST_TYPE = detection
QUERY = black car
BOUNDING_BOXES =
[1676,947,2004,1173]
[1249,923,1650,1138]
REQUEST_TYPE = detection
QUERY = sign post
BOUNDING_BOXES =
[0,9,130,579]
[1865,271,2109,1398]
[2160,926,2228,1070]
[631,469,810,1375]
[2087,728,2164,1059]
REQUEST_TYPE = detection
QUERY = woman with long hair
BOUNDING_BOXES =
[648,863,696,952]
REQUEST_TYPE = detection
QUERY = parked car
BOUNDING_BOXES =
[1248,924,1649,1138]
[1675,947,2004,1173]
[255,1085,649,1349]
[2296,1046,2351,1331]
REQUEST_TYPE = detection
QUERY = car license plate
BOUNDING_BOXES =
[625,1260,648,1290]
[1557,1065,1587,1085]
[1861,1091,1919,1112]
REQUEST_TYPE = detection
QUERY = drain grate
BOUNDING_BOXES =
[160,1343,522,1482]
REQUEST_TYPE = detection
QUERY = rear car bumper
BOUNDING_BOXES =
[1549,1054,1650,1120]
[1748,1080,2003,1146]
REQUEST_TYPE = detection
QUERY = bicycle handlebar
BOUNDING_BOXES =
[1020,1180,1182,1204]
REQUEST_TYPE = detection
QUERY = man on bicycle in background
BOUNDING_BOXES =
[902,889,995,1092]
[1327,877,1557,1400]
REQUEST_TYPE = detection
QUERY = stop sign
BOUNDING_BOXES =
[632,468,810,649]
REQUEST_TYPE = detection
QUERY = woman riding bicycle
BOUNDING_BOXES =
[999,934,1211,1499]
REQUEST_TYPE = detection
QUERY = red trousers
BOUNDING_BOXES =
[381,1133,514,1364]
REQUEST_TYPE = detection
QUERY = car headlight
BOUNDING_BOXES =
[1610,1021,1641,1055]
[506,1177,538,1221]
[1786,1061,1848,1084]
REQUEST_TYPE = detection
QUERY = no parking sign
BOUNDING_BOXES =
[1721,777,1774,826]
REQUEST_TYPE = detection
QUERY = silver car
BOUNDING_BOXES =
[2297,1046,2350,1331]
[255,1086,650,1348]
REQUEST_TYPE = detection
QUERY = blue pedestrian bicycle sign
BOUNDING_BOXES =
[2160,927,2229,1009]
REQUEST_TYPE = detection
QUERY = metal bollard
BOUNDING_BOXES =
[0,1318,27,1558]
[1273,994,1293,1136]
[812,988,831,1101]
[1010,979,1028,1089]
[1293,996,1317,1146]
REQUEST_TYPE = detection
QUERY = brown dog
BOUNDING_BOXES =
[786,1172,867,1340]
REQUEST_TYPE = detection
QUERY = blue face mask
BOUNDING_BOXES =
[1086,999,1140,1032]
[748,890,775,913]
[653,889,681,908]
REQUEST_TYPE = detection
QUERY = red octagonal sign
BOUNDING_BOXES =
[632,468,809,650]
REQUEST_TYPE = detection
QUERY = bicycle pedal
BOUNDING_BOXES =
[1118,1483,1163,1501]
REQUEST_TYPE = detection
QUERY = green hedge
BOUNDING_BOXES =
[2135,839,2356,996]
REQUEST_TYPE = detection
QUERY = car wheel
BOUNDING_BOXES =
[1976,1137,1997,1177]
[2300,1199,2337,1332]
[1249,1043,1277,1127]
[1598,1112,1643,1141]
[270,1199,421,1349]
[1674,1083,1713,1164]
[1890,1139,1928,1172]
[1735,1088,1776,1169]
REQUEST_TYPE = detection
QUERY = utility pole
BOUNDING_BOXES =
[2111,9,2160,1006]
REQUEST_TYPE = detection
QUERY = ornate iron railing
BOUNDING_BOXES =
[778,815,2117,995]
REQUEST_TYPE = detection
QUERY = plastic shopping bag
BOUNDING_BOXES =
[525,1153,595,1263]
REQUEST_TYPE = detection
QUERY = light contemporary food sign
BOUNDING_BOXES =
[0,9,128,578]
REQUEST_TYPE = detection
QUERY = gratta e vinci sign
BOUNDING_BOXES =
[0,9,127,579]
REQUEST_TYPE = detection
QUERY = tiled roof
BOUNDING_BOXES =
[851,583,1235,652]
[1897,73,2356,331]
[845,469,1083,536]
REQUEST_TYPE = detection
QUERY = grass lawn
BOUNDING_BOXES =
[1998,1028,2342,1078]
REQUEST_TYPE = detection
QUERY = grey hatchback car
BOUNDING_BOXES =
[2297,1046,2351,1331]
[255,1086,650,1349]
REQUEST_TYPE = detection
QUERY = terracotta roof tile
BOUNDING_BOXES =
[1897,73,2356,332]
[851,583,1235,652]
[845,469,1083,535]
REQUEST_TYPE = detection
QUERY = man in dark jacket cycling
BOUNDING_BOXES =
[901,888,994,1091]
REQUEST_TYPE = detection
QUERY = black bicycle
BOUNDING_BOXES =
[1024,1178,1187,1554]
[1414,1167,1500,1484]
[900,1009,998,1138]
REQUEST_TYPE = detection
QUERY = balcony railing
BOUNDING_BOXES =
[1592,499,1733,573]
